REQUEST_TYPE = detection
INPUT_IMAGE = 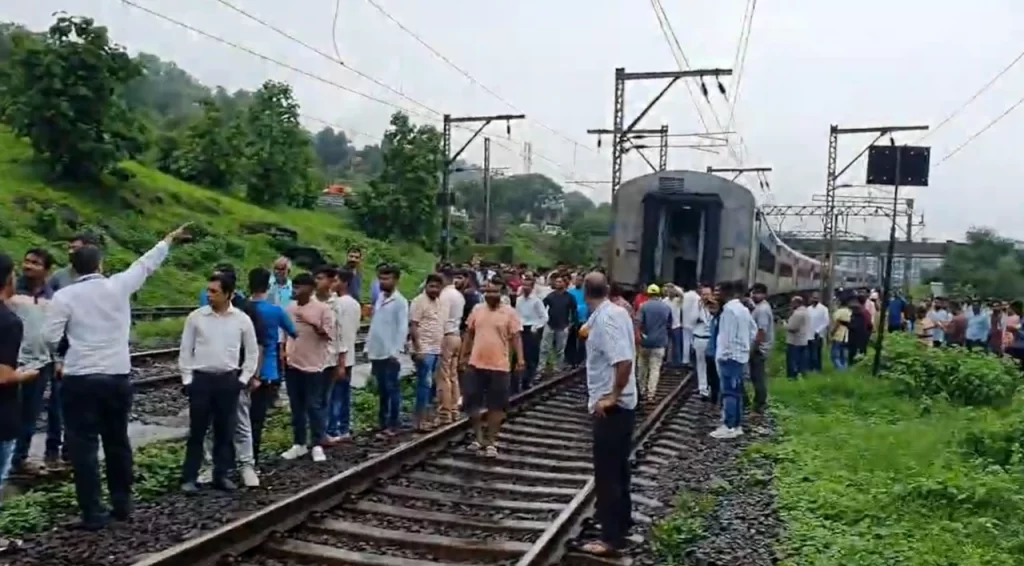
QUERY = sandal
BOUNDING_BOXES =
[579,540,620,557]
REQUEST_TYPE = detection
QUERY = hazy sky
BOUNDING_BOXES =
[7,0,1024,242]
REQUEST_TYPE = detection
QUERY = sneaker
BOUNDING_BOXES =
[311,446,327,462]
[213,478,237,491]
[729,427,745,438]
[198,468,213,484]
[240,466,260,488]
[180,482,200,493]
[709,425,733,439]
[324,434,351,445]
[483,445,498,458]
[281,445,308,460]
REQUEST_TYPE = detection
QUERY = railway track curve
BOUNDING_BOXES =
[129,367,694,566]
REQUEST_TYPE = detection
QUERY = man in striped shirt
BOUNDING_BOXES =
[711,280,757,440]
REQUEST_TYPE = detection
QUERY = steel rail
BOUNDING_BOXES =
[129,367,587,566]
[516,371,694,565]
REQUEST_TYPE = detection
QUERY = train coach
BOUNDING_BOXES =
[607,169,872,297]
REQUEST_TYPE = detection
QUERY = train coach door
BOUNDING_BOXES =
[639,186,723,288]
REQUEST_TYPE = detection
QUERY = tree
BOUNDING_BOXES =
[241,80,316,207]
[168,99,245,191]
[934,228,1024,299]
[4,15,144,181]
[562,191,596,225]
[455,173,566,226]
[349,111,443,244]
[312,126,353,175]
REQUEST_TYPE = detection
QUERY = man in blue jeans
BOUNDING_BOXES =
[409,274,444,431]
[365,265,409,436]
[326,269,362,442]
[710,280,757,440]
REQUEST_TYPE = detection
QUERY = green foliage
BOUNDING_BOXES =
[3,15,144,181]
[349,112,443,246]
[652,490,718,564]
[241,80,317,208]
[455,173,565,242]
[933,227,1024,299]
[165,99,245,191]
[868,332,1020,407]
[766,350,1024,566]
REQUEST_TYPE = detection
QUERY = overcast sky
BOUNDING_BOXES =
[7,0,1024,242]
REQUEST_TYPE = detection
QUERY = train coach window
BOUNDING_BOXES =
[757,243,776,273]
[779,263,794,278]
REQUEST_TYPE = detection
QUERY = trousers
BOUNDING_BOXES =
[592,406,635,548]
[182,371,242,483]
[202,387,255,470]
[636,347,665,399]
[437,334,462,416]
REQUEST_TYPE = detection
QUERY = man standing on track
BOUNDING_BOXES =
[365,265,409,437]
[436,269,465,425]
[409,273,445,431]
[178,273,260,492]
[711,280,757,440]
[539,273,575,377]
[44,223,190,529]
[325,268,361,442]
[459,277,524,458]
[578,271,638,558]
[636,284,670,403]
[514,274,547,393]
[681,284,701,367]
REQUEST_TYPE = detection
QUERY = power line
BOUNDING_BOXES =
[120,0,598,191]
[360,0,601,157]
[918,47,1024,143]
[935,92,1024,166]
[725,0,756,135]
[646,0,711,134]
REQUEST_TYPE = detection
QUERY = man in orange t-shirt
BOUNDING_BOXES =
[459,277,524,458]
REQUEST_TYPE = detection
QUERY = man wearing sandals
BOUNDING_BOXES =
[579,271,638,557]
[459,277,525,458]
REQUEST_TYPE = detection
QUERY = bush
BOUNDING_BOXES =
[866,332,1020,407]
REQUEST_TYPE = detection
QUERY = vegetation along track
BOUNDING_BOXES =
[128,367,693,566]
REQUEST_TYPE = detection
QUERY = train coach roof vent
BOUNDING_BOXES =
[658,176,686,191]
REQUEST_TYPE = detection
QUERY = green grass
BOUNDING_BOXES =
[131,317,186,348]
[764,372,1024,566]
[0,126,437,304]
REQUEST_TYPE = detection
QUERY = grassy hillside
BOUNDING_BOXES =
[0,127,437,304]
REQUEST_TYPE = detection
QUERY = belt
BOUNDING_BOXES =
[694,335,710,339]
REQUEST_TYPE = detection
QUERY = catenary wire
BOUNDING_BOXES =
[726,0,756,134]
[935,92,1024,167]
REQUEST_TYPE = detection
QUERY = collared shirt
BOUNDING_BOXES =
[927,308,951,342]
[515,292,548,329]
[440,285,465,335]
[268,278,292,306]
[285,299,335,372]
[568,287,588,321]
[250,298,297,381]
[752,300,774,355]
[807,303,830,338]
[716,298,757,364]
[664,297,682,329]
[44,241,170,375]
[366,291,409,360]
[178,305,259,385]
[10,277,56,370]
[786,306,810,346]
[638,299,672,349]
[334,293,361,368]
[410,293,445,355]
[681,290,700,329]
[966,311,990,342]
[584,300,638,413]
[199,289,245,306]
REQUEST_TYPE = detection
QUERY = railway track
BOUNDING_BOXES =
[130,367,694,566]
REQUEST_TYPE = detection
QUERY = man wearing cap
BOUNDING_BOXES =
[636,284,672,403]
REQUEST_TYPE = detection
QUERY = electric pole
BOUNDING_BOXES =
[819,124,928,309]
[483,137,492,244]
[659,124,669,171]
[590,67,733,275]
[440,113,525,261]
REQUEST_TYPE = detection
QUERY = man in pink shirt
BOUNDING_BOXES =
[282,273,335,463]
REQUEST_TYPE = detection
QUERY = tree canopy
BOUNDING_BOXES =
[929,228,1024,299]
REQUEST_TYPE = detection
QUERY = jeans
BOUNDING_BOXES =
[63,373,133,525]
[0,439,15,492]
[669,327,684,365]
[718,359,744,429]
[808,336,823,372]
[285,367,332,447]
[371,358,402,430]
[520,327,541,390]
[326,367,353,437]
[591,406,635,548]
[786,344,807,379]
[831,342,849,370]
[183,371,242,483]
[414,354,440,415]
[248,383,275,465]
[13,362,55,466]
[538,326,569,373]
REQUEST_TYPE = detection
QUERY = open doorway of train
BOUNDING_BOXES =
[638,188,722,289]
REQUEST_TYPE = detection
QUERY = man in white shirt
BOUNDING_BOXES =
[712,280,758,440]
[806,292,830,373]
[662,285,684,366]
[514,275,549,392]
[43,223,189,529]
[785,296,811,379]
[178,273,259,492]
[437,269,466,425]
[326,268,362,442]
[681,284,701,367]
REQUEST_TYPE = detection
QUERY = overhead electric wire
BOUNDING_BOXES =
[917,47,1024,143]
[725,0,756,135]
[360,0,602,157]
[935,92,1024,166]
[647,0,711,134]
[120,0,595,190]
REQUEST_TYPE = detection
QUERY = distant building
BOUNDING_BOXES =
[318,184,351,208]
